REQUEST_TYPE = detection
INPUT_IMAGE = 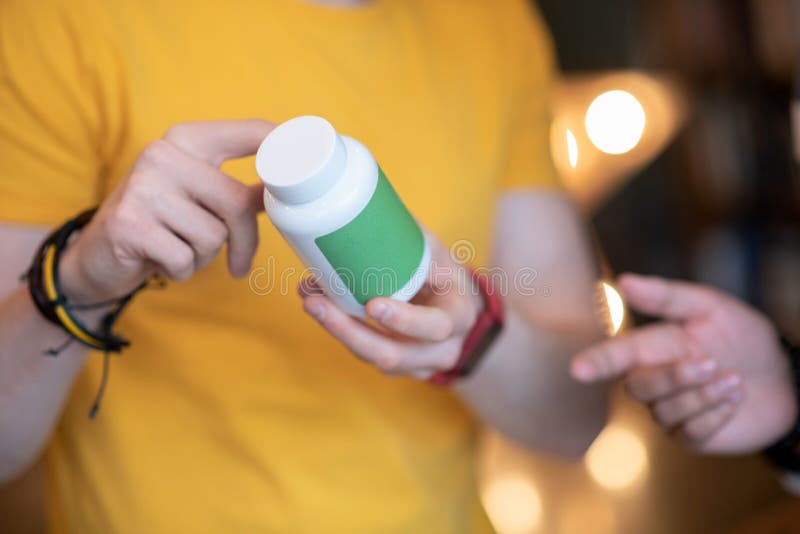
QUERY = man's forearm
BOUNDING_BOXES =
[0,286,90,482]
[453,192,611,458]
[455,301,609,458]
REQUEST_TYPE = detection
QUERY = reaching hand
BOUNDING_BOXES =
[571,273,795,454]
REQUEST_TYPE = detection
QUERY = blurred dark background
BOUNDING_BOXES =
[541,0,799,334]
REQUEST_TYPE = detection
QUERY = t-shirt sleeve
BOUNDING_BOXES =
[0,0,114,226]
[498,1,562,191]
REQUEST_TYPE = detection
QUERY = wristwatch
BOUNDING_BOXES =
[762,336,800,472]
[429,270,505,386]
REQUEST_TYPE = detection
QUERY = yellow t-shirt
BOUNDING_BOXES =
[0,0,559,532]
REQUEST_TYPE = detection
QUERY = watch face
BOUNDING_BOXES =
[460,321,503,375]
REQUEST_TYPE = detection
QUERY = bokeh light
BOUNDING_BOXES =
[565,128,579,168]
[586,426,648,490]
[585,90,646,155]
[482,473,543,534]
[602,281,625,336]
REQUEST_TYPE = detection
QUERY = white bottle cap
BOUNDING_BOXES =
[255,115,347,204]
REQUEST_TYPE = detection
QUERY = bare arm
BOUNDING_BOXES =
[455,191,609,457]
[0,225,92,482]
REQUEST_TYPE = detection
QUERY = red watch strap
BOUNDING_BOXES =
[429,269,504,386]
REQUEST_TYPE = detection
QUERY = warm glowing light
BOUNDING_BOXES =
[482,474,543,534]
[585,90,646,155]
[586,426,648,490]
[565,128,579,168]
[558,492,617,534]
[602,282,625,335]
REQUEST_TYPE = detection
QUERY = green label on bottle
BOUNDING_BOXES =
[315,167,424,305]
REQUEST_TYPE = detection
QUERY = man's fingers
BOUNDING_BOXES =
[153,194,228,271]
[222,184,263,277]
[617,273,722,322]
[170,150,261,278]
[651,372,743,428]
[302,295,457,372]
[625,358,717,403]
[570,323,698,382]
[676,398,742,446]
[134,139,262,277]
[365,298,454,342]
[165,120,271,276]
[134,224,196,282]
[189,177,260,278]
[164,119,276,167]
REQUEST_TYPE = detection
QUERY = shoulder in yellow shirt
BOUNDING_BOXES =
[0,0,559,532]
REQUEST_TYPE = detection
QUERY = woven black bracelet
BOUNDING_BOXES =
[24,207,155,417]
[26,207,137,351]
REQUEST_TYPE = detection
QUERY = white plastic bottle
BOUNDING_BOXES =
[255,116,430,316]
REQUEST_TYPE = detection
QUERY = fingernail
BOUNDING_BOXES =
[681,359,716,381]
[307,304,325,321]
[706,374,741,398]
[371,302,391,323]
